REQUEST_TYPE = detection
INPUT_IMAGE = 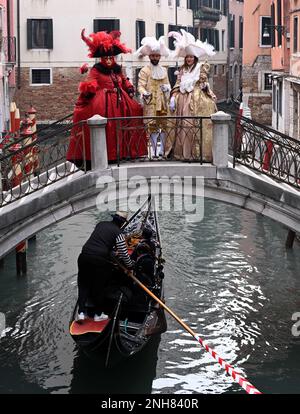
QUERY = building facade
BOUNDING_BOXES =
[13,0,194,122]
[189,0,229,101]
[269,0,290,135]
[242,0,272,125]
[228,0,244,100]
[0,0,15,135]
[189,0,244,102]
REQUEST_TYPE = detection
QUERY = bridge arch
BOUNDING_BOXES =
[1,163,300,259]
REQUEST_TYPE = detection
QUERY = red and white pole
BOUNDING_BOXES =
[27,106,39,175]
[9,102,17,133]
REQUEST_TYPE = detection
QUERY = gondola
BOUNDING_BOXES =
[69,196,167,366]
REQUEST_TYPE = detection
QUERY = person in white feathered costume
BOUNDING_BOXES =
[165,29,217,162]
[135,36,171,158]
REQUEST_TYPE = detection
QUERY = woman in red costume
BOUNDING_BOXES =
[67,30,146,169]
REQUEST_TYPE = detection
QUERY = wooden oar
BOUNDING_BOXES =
[113,259,262,395]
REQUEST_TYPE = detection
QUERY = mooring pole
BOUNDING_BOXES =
[286,230,296,249]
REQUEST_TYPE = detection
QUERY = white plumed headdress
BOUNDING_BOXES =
[168,29,215,59]
[135,36,170,57]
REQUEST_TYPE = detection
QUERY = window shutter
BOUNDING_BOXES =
[215,30,220,51]
[271,3,275,47]
[27,19,33,49]
[47,19,53,49]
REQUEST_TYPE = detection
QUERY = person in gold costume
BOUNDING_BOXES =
[136,36,171,158]
[167,30,217,162]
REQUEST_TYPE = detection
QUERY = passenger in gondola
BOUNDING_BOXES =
[77,211,133,322]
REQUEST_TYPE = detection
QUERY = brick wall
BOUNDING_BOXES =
[242,56,272,126]
[14,67,82,121]
[212,68,227,102]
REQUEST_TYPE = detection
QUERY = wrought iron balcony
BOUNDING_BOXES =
[194,7,222,24]
[0,36,16,65]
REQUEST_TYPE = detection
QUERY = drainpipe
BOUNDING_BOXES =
[7,0,11,61]
[17,0,21,89]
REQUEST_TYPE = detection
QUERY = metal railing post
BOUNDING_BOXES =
[87,115,108,171]
[211,111,231,168]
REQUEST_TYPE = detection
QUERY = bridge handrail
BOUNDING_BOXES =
[219,105,300,147]
[220,106,300,189]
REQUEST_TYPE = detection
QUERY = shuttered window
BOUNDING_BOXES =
[136,21,146,50]
[27,19,53,49]
[93,19,120,33]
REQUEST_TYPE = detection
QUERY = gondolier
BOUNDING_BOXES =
[77,211,133,322]
[70,197,167,365]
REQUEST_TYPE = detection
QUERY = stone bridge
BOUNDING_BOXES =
[0,112,300,259]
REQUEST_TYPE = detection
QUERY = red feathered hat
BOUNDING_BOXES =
[81,29,131,58]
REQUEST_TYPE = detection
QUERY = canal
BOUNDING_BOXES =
[0,199,300,394]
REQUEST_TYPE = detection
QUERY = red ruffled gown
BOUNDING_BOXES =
[67,63,147,167]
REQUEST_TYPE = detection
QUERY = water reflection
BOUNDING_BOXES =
[70,336,161,394]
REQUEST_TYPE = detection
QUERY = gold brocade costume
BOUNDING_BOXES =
[138,65,170,130]
[165,65,217,162]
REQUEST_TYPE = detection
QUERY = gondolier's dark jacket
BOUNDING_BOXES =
[82,221,121,258]
[81,221,132,268]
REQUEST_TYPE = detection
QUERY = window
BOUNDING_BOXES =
[94,19,120,33]
[136,21,146,50]
[263,73,272,92]
[200,28,219,51]
[30,68,52,85]
[156,23,164,39]
[278,80,283,116]
[260,16,272,47]
[27,19,53,49]
[294,17,298,53]
[169,24,180,49]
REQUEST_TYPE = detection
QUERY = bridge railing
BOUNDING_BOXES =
[224,108,300,190]
[0,121,86,207]
[2,113,73,149]
[107,116,212,166]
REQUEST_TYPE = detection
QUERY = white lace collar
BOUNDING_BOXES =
[179,63,201,94]
[150,64,167,80]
